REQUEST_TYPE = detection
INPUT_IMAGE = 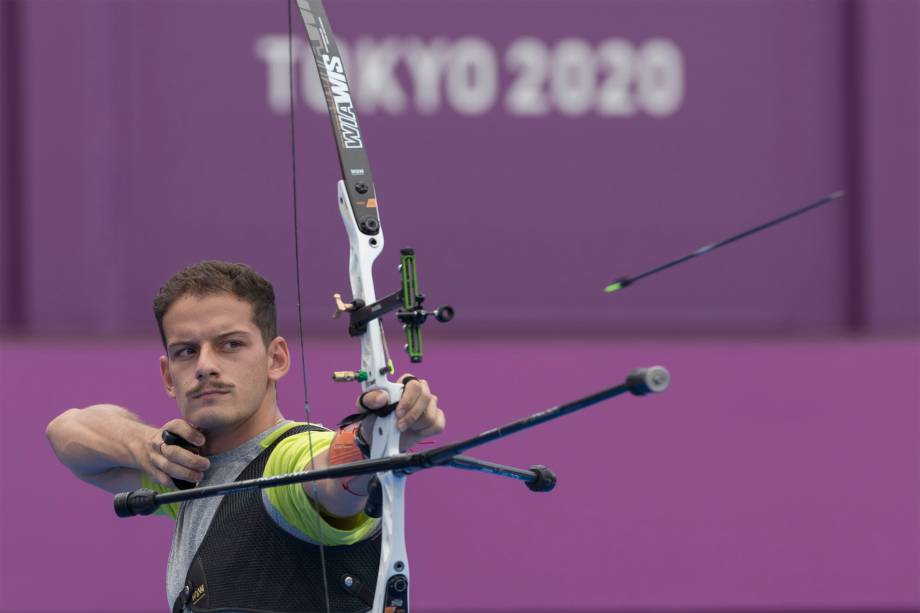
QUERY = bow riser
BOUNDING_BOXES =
[372,471,409,610]
[338,181,391,391]
[338,179,409,612]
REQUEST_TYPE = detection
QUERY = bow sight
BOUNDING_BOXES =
[333,248,454,382]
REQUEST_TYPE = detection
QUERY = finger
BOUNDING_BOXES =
[149,467,173,488]
[149,451,171,477]
[166,460,206,484]
[140,452,174,487]
[399,408,445,450]
[162,419,205,447]
[407,421,444,439]
[153,446,206,483]
[405,405,444,435]
[358,389,389,410]
[399,392,437,432]
[396,378,427,418]
[161,444,210,472]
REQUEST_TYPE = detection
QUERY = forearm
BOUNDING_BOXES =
[311,415,420,519]
[305,448,374,520]
[46,404,154,480]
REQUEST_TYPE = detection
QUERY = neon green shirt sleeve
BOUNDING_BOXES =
[263,423,380,546]
[139,473,180,520]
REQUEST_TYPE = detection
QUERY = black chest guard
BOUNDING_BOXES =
[173,425,381,613]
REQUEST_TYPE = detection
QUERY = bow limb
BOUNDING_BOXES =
[293,0,410,610]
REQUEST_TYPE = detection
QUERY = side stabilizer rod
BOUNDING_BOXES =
[442,455,557,493]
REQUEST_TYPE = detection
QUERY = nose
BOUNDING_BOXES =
[195,344,220,380]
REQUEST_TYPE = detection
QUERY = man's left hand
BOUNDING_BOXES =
[359,375,444,451]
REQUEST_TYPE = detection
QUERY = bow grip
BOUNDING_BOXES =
[359,376,418,417]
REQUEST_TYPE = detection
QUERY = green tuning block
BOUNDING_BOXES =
[400,249,419,310]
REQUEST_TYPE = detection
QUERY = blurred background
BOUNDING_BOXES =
[1,0,918,611]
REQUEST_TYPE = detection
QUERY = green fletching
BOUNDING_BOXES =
[604,282,623,293]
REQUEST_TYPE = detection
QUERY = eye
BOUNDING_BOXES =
[172,346,197,359]
[223,339,244,350]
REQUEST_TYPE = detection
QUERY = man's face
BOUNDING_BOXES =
[159,292,288,432]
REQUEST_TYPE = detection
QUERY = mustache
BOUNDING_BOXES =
[188,381,234,398]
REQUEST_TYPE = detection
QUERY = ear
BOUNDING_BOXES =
[267,336,291,383]
[160,355,177,399]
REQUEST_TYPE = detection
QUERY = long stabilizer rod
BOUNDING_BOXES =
[604,190,845,294]
[113,366,669,517]
[411,366,670,467]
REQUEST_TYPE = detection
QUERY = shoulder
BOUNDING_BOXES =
[262,422,335,473]
[260,422,380,544]
[261,421,334,452]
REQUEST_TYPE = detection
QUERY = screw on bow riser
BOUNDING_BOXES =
[604,190,845,293]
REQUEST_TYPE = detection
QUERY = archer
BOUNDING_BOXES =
[45,260,445,613]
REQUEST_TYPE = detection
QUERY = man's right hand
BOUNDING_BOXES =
[46,404,210,494]
[143,419,210,488]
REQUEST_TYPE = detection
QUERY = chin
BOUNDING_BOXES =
[182,404,238,432]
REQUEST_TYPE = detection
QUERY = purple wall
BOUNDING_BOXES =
[857,0,920,332]
[0,1,24,330]
[1,0,917,337]
[2,1,920,612]
[2,338,919,611]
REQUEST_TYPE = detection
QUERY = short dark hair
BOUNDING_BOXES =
[153,261,277,348]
